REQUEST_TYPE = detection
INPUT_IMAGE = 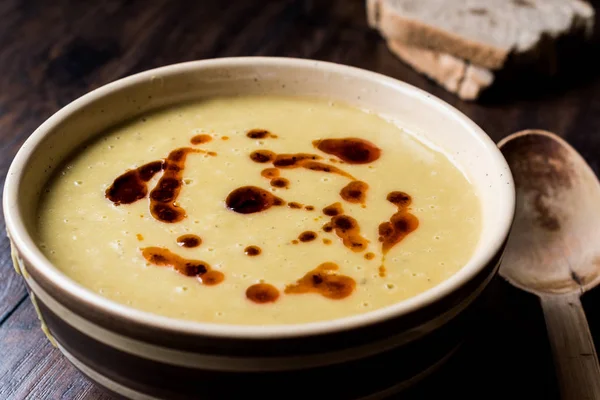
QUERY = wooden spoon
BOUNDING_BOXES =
[498,129,600,400]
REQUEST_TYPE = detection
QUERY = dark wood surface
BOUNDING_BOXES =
[1,1,600,398]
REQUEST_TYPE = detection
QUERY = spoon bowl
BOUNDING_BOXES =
[499,129,600,293]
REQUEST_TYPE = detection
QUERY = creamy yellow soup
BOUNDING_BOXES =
[37,96,481,325]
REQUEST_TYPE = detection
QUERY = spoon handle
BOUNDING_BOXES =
[541,293,600,400]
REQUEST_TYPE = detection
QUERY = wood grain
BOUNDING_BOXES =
[1,0,599,398]
[542,294,600,400]
[0,300,111,400]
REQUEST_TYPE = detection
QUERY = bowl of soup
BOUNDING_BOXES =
[3,58,514,399]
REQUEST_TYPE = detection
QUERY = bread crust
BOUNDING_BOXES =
[387,40,494,100]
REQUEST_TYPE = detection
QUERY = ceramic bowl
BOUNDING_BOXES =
[3,57,514,399]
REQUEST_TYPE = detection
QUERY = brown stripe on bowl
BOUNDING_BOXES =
[35,288,492,399]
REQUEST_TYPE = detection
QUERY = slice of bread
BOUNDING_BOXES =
[368,0,595,70]
[386,40,494,100]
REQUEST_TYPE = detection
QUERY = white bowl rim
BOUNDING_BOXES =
[3,57,515,339]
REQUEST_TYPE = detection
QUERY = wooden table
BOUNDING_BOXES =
[1,1,600,398]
